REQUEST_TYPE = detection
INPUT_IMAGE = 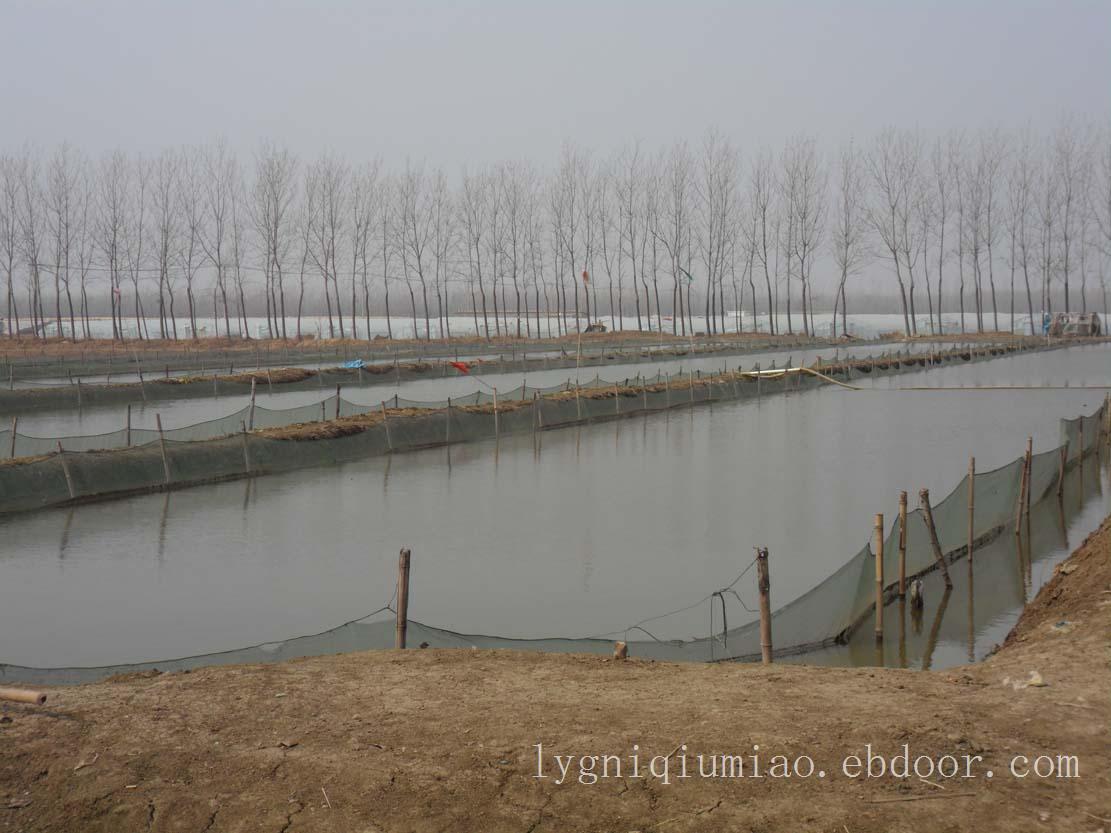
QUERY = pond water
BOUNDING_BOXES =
[1,343,1108,679]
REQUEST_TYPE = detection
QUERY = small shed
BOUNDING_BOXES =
[1048,312,1101,337]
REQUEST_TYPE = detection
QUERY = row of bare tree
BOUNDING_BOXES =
[2,123,1109,342]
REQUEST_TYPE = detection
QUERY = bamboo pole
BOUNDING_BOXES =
[249,378,257,430]
[240,420,251,473]
[395,548,411,649]
[1015,437,1032,536]
[1079,420,1085,482]
[335,384,342,420]
[493,387,500,438]
[665,373,671,408]
[137,367,146,401]
[898,491,908,596]
[1023,437,1033,520]
[919,488,952,588]
[381,402,392,451]
[76,377,82,408]
[0,687,46,706]
[56,442,75,499]
[1057,441,1069,497]
[967,457,975,561]
[755,362,761,399]
[874,513,885,641]
[266,368,274,394]
[155,414,171,484]
[125,404,132,447]
[9,416,16,459]
[756,547,772,664]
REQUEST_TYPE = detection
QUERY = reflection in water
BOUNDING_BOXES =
[807,448,1107,671]
[3,348,1111,681]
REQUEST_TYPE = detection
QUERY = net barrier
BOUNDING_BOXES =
[1,404,1103,685]
[0,342,1058,515]
[0,336,1031,415]
[0,341,1044,457]
[0,332,848,386]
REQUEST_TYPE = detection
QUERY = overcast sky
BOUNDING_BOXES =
[4,0,1109,166]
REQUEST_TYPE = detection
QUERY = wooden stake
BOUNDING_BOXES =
[395,548,411,649]
[1015,437,1031,536]
[755,362,761,399]
[898,491,908,596]
[138,367,146,401]
[493,387,500,439]
[919,488,952,588]
[1057,441,1068,497]
[125,404,131,447]
[1079,420,1085,481]
[241,420,251,473]
[56,442,75,499]
[266,368,274,394]
[8,416,16,459]
[249,378,257,430]
[445,397,452,444]
[380,402,393,451]
[756,547,773,664]
[1023,437,1033,520]
[967,457,975,562]
[155,414,171,484]
[874,513,885,641]
[665,373,671,407]
[335,384,341,420]
[76,377,82,408]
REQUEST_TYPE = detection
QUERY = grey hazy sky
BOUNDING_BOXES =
[4,0,1109,165]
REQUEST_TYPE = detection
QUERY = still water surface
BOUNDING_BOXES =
[1,344,1108,672]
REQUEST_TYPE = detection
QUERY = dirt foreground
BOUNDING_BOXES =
[3,523,1110,832]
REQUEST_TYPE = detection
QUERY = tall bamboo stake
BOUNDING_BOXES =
[1015,437,1031,536]
[155,414,171,484]
[9,416,16,459]
[56,442,75,498]
[380,402,392,451]
[919,488,952,588]
[395,548,411,649]
[898,491,908,596]
[967,457,975,561]
[756,547,772,664]
[1057,441,1068,497]
[874,513,885,641]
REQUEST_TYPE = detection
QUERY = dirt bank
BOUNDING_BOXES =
[2,519,1110,832]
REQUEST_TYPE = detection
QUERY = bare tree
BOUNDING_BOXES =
[121,155,151,339]
[251,143,298,340]
[0,155,21,337]
[46,144,79,338]
[928,137,952,333]
[151,149,181,339]
[200,141,239,338]
[866,129,917,336]
[1007,129,1038,335]
[830,141,870,336]
[748,151,777,333]
[1053,122,1086,312]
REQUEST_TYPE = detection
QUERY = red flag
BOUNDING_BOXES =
[449,361,471,375]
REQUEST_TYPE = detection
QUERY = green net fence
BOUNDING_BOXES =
[1,403,1101,686]
[0,343,1050,515]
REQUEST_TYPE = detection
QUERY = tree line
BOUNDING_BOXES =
[2,122,1109,342]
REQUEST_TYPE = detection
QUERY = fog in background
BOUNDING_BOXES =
[2,0,1110,334]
